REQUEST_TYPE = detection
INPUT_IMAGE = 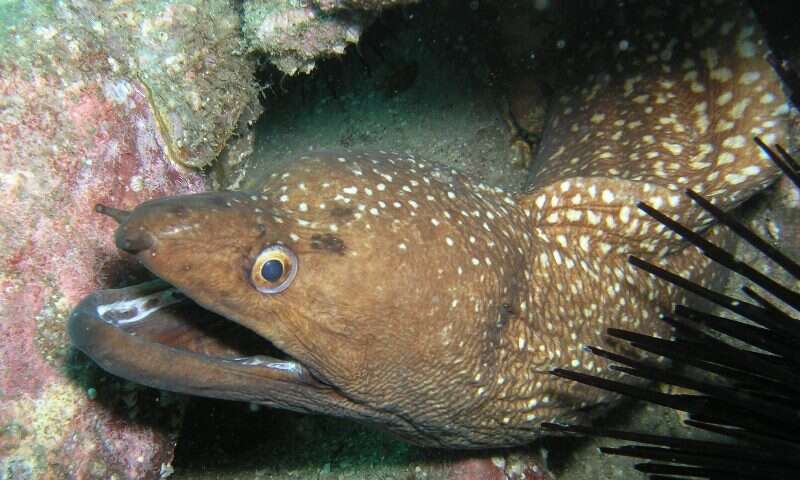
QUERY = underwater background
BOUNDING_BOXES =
[1,0,798,479]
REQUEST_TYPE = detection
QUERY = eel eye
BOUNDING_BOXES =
[251,244,298,294]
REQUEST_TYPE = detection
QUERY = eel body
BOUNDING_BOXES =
[69,1,789,448]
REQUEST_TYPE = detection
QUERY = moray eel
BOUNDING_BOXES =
[69,2,789,448]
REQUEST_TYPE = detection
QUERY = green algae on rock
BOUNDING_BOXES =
[130,1,257,169]
[14,0,259,170]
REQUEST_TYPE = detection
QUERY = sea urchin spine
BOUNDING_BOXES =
[542,139,800,480]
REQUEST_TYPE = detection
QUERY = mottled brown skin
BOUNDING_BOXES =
[70,1,788,448]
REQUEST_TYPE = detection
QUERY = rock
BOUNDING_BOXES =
[439,451,555,480]
[243,0,419,75]
[315,0,419,11]
[48,0,256,169]
[0,1,255,477]
[508,73,549,138]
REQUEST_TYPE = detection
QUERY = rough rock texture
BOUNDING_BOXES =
[243,0,366,75]
[315,0,419,11]
[211,100,264,191]
[37,0,257,169]
[0,1,253,477]
[243,0,419,75]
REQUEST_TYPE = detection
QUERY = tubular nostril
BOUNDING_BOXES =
[96,204,132,224]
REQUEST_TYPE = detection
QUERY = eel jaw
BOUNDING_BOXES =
[68,280,352,415]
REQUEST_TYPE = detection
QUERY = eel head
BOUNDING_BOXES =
[68,153,511,449]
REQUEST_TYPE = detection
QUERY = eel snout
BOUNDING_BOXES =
[97,203,156,254]
[71,197,379,418]
[100,193,265,256]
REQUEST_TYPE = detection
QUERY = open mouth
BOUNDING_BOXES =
[68,279,323,408]
[68,200,385,421]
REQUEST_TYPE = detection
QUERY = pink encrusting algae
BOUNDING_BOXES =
[0,3,228,477]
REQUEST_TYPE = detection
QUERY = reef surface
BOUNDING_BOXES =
[0,1,254,477]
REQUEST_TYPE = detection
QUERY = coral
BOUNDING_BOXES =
[0,0,254,477]
[243,0,417,75]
